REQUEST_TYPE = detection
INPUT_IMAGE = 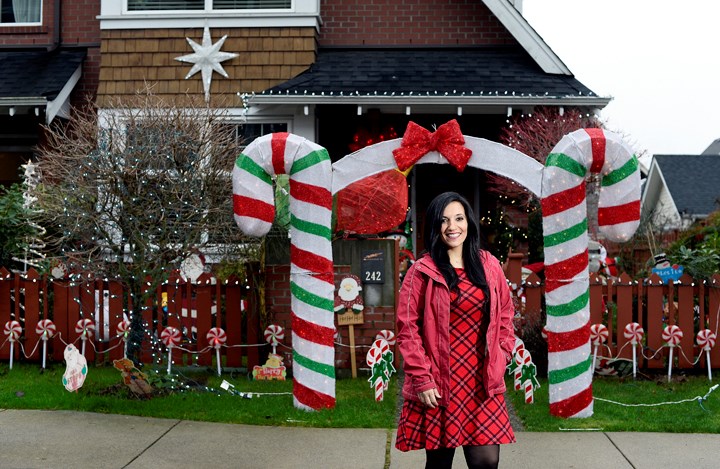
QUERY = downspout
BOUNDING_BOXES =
[48,0,61,51]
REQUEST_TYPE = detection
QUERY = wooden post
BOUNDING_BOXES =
[337,308,364,378]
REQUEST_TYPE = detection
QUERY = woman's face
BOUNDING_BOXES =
[440,201,468,252]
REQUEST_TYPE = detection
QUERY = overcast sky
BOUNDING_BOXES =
[523,0,720,160]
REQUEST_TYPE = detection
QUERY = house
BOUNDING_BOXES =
[0,0,100,187]
[641,153,720,230]
[95,0,609,254]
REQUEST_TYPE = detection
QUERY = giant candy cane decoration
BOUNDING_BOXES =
[233,132,335,410]
[541,128,640,418]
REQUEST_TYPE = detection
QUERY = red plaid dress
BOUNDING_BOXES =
[396,269,515,451]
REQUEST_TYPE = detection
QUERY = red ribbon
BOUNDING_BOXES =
[392,119,472,172]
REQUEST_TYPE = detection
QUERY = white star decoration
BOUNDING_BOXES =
[175,25,239,102]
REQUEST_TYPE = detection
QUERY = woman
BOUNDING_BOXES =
[395,192,516,469]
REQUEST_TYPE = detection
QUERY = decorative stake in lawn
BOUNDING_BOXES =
[254,325,287,380]
[206,327,227,376]
[36,319,56,369]
[590,324,609,374]
[75,318,95,357]
[334,274,365,378]
[624,322,644,379]
[662,324,683,382]
[62,343,87,392]
[696,329,716,381]
[366,338,395,402]
[4,320,21,370]
[160,326,181,374]
[116,319,130,358]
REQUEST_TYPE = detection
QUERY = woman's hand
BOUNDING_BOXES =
[417,388,442,408]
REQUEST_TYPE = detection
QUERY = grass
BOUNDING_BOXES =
[506,374,720,433]
[0,363,398,429]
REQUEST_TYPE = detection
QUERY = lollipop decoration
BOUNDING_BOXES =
[206,327,227,376]
[264,324,285,355]
[4,320,22,370]
[116,319,130,358]
[74,318,95,357]
[589,324,609,374]
[661,324,683,382]
[160,326,182,374]
[696,329,717,381]
[36,319,56,369]
[624,322,644,379]
[233,132,335,410]
[541,128,641,417]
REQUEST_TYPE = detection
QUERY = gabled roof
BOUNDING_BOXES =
[651,155,720,218]
[0,48,86,123]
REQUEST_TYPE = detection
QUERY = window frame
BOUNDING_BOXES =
[0,0,43,26]
[124,0,292,14]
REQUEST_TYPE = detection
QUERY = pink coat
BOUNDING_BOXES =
[396,251,515,404]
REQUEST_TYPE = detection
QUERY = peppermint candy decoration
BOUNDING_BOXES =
[375,330,396,346]
[590,324,609,345]
[697,329,717,351]
[623,322,644,345]
[116,319,130,338]
[662,324,683,346]
[36,319,56,339]
[206,327,227,348]
[264,324,284,346]
[4,320,21,341]
[75,318,95,338]
[160,327,182,348]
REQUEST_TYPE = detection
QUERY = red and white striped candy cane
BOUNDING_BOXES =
[375,329,396,346]
[4,320,21,341]
[524,380,534,404]
[366,346,384,402]
[697,329,716,381]
[514,348,532,391]
[206,327,227,377]
[542,128,641,418]
[4,320,21,370]
[233,132,335,410]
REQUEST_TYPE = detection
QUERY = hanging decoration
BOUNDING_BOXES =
[174,25,239,102]
[541,128,641,418]
[233,132,335,410]
[392,120,472,172]
[335,170,408,234]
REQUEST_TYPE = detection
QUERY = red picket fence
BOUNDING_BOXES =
[0,267,262,369]
[517,271,720,371]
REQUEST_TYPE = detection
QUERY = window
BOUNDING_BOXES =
[126,0,291,11]
[1,0,41,24]
[234,122,288,148]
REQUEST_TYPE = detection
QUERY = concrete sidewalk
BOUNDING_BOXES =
[1,409,718,468]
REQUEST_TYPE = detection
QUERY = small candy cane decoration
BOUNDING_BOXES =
[366,346,384,402]
[624,322,644,379]
[542,128,641,417]
[4,320,22,370]
[514,348,533,392]
[233,132,335,410]
[697,329,716,381]
[589,324,608,374]
[206,327,227,376]
[160,327,182,374]
[75,319,95,357]
[375,329,396,346]
[36,319,56,369]
[662,324,683,382]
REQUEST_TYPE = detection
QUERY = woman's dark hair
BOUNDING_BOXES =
[423,191,490,300]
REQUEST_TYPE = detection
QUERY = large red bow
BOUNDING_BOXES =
[392,120,472,172]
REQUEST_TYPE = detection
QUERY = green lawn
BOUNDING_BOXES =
[0,363,398,429]
[506,374,720,433]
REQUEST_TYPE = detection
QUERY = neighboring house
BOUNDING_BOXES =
[641,154,720,230]
[95,0,609,253]
[0,0,100,187]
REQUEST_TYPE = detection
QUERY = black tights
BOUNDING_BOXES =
[425,445,500,469]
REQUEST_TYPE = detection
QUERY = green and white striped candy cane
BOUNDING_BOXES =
[233,132,335,410]
[541,128,640,418]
